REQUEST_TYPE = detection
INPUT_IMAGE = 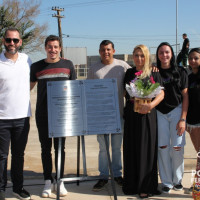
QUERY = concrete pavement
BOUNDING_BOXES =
[4,173,195,200]
[4,89,197,200]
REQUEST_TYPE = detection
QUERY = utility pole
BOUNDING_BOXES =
[52,7,64,58]
[176,0,178,57]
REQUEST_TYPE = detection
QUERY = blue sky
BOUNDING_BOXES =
[34,0,200,58]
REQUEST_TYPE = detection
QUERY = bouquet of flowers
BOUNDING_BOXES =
[126,70,164,99]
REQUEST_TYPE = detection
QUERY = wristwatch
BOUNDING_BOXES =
[179,118,186,122]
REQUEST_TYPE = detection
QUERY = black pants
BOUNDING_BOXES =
[36,117,65,182]
[177,51,188,67]
[0,117,30,192]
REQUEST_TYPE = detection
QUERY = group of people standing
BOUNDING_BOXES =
[89,39,199,199]
[0,27,199,200]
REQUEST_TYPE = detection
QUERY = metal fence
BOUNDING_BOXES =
[75,65,89,80]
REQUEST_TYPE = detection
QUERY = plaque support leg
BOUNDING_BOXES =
[104,134,118,200]
[56,137,62,200]
[76,136,87,186]
[81,135,87,176]
[77,136,80,185]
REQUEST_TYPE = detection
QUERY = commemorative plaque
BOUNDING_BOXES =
[47,78,121,137]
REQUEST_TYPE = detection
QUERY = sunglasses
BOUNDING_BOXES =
[4,38,20,44]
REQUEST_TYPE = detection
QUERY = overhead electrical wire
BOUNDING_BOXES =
[39,0,136,15]
[58,0,136,8]
[37,0,200,43]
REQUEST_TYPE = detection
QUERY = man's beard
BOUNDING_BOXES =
[4,45,20,55]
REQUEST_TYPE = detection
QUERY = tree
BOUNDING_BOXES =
[0,0,47,53]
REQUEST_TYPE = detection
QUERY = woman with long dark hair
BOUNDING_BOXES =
[186,48,200,192]
[156,42,188,193]
[186,48,200,150]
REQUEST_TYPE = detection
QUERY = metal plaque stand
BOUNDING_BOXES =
[56,138,61,200]
[104,134,117,200]
[47,79,121,200]
[76,135,87,186]
[77,136,80,186]
[56,134,117,200]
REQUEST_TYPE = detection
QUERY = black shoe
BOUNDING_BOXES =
[93,179,108,191]
[174,184,183,191]
[162,186,171,193]
[114,177,123,187]
[13,188,31,200]
[0,191,5,200]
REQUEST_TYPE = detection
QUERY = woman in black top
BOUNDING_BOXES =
[187,48,200,152]
[156,42,188,193]
[123,44,164,198]
[186,48,200,192]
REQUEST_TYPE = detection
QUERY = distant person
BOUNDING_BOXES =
[0,27,32,200]
[30,35,76,198]
[87,40,131,191]
[156,42,188,193]
[122,45,164,198]
[186,48,200,193]
[177,33,190,67]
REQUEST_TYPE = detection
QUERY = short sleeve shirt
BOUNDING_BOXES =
[87,58,131,117]
[187,73,200,125]
[156,67,188,114]
[30,59,76,118]
[0,52,32,119]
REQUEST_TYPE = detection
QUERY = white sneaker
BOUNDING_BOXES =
[54,181,68,197]
[42,180,54,198]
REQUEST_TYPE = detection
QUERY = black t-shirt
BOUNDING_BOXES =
[30,59,76,118]
[156,67,188,114]
[186,72,200,125]
[124,67,163,101]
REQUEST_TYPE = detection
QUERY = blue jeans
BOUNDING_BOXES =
[157,104,185,188]
[97,119,123,179]
[0,118,30,192]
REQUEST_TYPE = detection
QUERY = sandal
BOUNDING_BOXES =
[139,193,149,199]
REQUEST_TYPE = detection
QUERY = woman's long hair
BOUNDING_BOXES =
[156,42,180,84]
[133,44,152,79]
[189,48,200,80]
